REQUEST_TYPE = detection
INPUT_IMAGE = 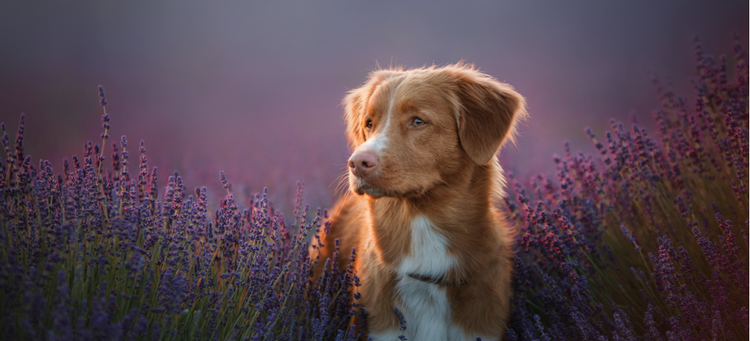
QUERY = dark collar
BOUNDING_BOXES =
[407,273,470,286]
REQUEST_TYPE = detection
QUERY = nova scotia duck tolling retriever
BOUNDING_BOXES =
[310,63,527,341]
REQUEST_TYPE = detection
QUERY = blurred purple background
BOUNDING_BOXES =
[0,1,747,211]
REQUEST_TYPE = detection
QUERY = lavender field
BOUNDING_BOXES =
[0,37,747,340]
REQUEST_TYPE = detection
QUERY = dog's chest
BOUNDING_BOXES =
[397,214,456,277]
[373,215,467,340]
[367,216,500,341]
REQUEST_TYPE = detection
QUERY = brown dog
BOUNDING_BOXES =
[311,63,526,340]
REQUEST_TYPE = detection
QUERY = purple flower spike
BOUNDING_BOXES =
[393,308,408,340]
[98,85,107,106]
[620,225,641,251]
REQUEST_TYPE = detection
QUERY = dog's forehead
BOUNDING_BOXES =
[368,75,406,114]
[370,72,455,116]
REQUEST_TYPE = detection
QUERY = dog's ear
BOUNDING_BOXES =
[452,66,527,165]
[343,69,401,151]
[343,85,369,150]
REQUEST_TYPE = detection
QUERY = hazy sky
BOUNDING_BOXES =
[0,0,747,209]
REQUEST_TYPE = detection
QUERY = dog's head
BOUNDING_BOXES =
[344,63,527,199]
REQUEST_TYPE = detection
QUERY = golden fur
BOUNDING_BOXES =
[310,63,527,339]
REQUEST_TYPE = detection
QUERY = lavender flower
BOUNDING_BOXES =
[0,86,362,340]
[506,37,748,340]
[394,308,408,340]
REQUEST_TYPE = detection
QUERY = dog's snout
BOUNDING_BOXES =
[348,152,379,177]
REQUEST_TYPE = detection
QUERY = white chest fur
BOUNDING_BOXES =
[397,214,456,277]
[368,215,497,341]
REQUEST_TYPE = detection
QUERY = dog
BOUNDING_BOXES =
[310,63,527,340]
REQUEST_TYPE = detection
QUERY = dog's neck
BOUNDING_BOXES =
[365,160,504,279]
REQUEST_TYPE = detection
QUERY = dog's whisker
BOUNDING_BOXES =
[334,172,350,196]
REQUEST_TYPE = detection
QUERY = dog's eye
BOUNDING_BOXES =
[411,117,426,127]
[365,119,373,130]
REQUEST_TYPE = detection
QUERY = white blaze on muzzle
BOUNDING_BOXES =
[352,77,404,158]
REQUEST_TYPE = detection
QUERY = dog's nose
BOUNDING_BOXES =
[348,152,378,177]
